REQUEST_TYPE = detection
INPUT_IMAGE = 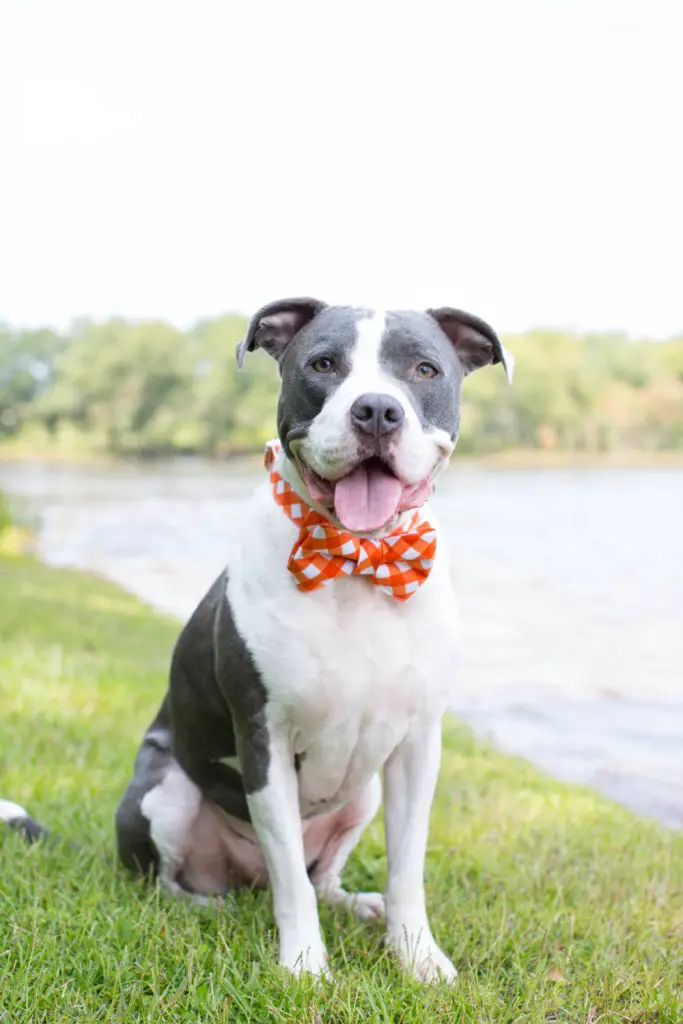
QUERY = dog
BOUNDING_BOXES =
[2,298,511,983]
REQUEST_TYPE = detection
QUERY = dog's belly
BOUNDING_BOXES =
[179,791,374,892]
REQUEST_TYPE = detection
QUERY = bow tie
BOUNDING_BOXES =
[264,441,437,602]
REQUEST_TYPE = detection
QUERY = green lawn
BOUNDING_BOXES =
[1,555,681,1023]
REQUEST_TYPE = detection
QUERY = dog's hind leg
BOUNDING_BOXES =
[119,757,216,906]
[117,699,235,907]
[116,696,215,907]
[308,774,384,922]
[115,700,175,880]
[137,762,204,893]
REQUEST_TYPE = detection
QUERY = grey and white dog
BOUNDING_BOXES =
[1,298,511,983]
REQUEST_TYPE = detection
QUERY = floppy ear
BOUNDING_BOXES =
[236,297,328,368]
[427,307,514,383]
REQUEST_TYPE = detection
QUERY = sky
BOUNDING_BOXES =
[1,0,682,337]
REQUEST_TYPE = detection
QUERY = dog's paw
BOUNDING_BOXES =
[316,883,385,922]
[279,937,331,980]
[387,930,457,985]
[346,890,385,922]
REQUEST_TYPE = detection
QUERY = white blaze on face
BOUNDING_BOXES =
[303,310,454,485]
[348,310,389,393]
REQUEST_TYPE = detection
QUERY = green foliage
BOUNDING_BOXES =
[459,329,683,454]
[0,490,12,534]
[0,324,67,436]
[1,314,682,456]
[2,556,682,1021]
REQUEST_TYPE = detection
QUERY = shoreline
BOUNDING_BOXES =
[2,442,683,471]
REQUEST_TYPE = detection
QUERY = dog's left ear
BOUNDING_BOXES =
[236,297,328,369]
[427,307,514,383]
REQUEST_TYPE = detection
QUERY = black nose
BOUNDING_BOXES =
[350,393,405,438]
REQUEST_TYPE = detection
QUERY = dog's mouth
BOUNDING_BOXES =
[300,456,433,533]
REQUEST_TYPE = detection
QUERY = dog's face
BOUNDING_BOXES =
[237,299,512,533]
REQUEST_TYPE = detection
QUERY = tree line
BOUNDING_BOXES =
[1,315,681,457]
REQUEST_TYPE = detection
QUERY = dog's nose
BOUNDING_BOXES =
[350,393,405,437]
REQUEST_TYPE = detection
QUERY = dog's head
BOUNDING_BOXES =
[237,298,512,534]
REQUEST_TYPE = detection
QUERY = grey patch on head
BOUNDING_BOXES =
[381,310,465,440]
[276,306,369,457]
[380,307,510,441]
[237,297,374,459]
[115,697,173,877]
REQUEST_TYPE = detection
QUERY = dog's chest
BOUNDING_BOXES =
[266,582,454,815]
[285,594,445,813]
[228,491,459,815]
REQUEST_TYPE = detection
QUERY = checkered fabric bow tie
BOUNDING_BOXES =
[264,441,437,601]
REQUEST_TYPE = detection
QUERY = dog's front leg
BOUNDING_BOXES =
[383,716,457,984]
[245,731,328,978]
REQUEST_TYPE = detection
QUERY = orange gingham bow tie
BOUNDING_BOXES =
[264,441,437,601]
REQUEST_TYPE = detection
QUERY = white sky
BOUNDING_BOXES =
[1,0,682,337]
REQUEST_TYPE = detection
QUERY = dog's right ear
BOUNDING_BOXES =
[236,297,328,368]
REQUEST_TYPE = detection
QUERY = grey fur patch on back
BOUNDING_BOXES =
[116,571,271,879]
[215,579,270,796]
[168,574,253,820]
[169,571,269,816]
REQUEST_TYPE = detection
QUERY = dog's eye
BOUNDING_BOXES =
[416,362,439,379]
[311,356,335,373]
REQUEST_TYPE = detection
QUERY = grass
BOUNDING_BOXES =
[1,556,681,1023]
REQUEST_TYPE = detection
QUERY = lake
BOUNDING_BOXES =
[1,457,682,827]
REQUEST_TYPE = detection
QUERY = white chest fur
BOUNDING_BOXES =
[226,480,460,816]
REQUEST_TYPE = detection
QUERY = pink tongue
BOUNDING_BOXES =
[334,462,404,532]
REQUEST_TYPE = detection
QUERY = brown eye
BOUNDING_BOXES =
[416,361,438,379]
[311,356,335,373]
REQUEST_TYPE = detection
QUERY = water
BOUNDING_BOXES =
[1,457,682,827]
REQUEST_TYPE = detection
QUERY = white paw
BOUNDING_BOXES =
[388,930,458,985]
[346,890,385,922]
[280,937,331,980]
[316,884,385,922]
